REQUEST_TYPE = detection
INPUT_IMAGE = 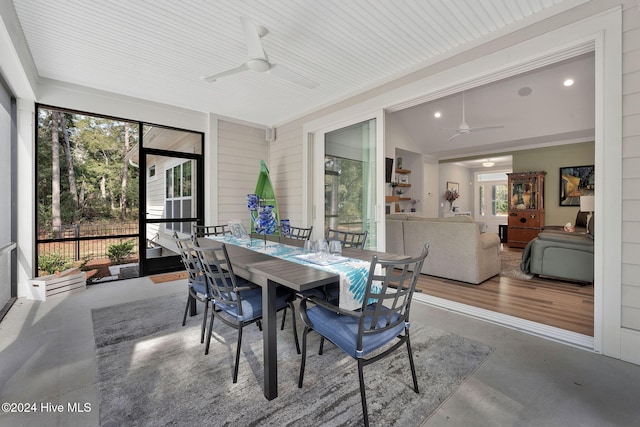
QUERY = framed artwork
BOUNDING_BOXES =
[559,165,594,206]
[446,182,459,193]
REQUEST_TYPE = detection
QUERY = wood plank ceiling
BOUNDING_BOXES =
[12,0,585,126]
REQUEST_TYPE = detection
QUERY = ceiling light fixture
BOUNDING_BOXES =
[563,78,574,87]
[434,111,441,118]
[482,160,495,167]
[518,87,532,96]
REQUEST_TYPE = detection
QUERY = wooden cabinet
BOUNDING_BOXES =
[507,171,546,248]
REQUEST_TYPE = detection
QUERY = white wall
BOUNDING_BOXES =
[217,120,269,230]
[438,163,473,215]
[620,1,640,363]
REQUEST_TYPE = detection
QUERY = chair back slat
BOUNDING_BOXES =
[192,224,231,238]
[288,225,313,240]
[172,231,203,283]
[357,244,429,348]
[326,228,368,248]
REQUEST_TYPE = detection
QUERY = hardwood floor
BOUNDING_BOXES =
[414,246,594,336]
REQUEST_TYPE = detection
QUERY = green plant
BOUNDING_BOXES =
[107,240,135,264]
[38,252,74,275]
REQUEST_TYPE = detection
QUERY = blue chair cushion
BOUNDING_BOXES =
[216,286,293,322]
[189,277,209,298]
[306,304,405,358]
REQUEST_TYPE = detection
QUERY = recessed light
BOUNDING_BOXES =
[518,87,532,96]
[563,78,574,87]
[434,111,441,118]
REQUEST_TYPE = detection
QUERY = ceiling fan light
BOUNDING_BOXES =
[482,161,495,167]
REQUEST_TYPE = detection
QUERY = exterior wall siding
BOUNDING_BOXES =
[217,120,268,229]
[621,1,640,344]
[269,122,305,227]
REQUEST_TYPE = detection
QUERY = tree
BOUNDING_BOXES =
[120,123,130,219]
[60,113,79,208]
[51,111,61,237]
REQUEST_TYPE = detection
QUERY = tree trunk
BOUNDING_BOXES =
[60,113,79,207]
[51,111,61,237]
[100,176,106,199]
[120,123,130,220]
[79,181,86,208]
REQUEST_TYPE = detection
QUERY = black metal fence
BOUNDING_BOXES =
[37,222,139,262]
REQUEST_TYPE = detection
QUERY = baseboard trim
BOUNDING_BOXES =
[413,293,595,351]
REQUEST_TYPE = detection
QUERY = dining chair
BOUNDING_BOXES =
[287,225,313,240]
[192,224,231,238]
[297,244,429,427]
[173,231,210,344]
[193,244,301,383]
[325,228,368,248]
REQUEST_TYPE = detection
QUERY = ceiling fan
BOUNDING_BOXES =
[201,17,318,89]
[443,91,504,141]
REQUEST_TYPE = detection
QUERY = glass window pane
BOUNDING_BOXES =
[323,118,376,249]
[181,200,191,233]
[478,172,508,182]
[493,184,508,216]
[173,200,180,230]
[165,169,172,199]
[182,161,192,197]
[165,201,172,230]
[173,166,181,198]
[479,186,485,217]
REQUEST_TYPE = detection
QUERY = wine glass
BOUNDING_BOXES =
[329,240,342,257]
[303,240,314,254]
[317,240,329,258]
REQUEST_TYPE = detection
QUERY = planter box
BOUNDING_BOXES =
[28,267,87,301]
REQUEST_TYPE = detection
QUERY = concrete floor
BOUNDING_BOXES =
[1,277,639,427]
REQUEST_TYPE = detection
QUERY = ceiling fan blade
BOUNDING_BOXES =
[269,64,318,89]
[469,125,505,132]
[448,133,462,141]
[201,64,248,82]
[240,16,268,60]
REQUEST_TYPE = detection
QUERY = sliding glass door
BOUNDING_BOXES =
[313,118,382,250]
[0,78,16,316]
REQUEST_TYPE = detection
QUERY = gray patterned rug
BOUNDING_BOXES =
[93,292,493,427]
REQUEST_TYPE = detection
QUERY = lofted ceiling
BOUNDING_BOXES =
[11,0,590,133]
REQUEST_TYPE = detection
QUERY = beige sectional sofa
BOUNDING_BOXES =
[386,214,501,284]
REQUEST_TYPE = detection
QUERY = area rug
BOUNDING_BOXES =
[148,271,188,284]
[500,250,533,280]
[92,293,493,427]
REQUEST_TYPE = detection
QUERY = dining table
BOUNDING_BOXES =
[195,234,406,401]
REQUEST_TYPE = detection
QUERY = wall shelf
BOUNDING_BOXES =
[386,196,411,202]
